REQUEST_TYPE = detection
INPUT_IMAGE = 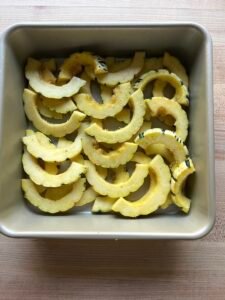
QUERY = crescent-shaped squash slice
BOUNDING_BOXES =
[171,158,195,213]
[22,150,86,187]
[22,178,85,214]
[97,52,145,86]
[84,160,149,198]
[82,132,137,168]
[85,89,145,143]
[23,89,85,137]
[74,82,132,119]
[112,155,171,217]
[92,196,117,213]
[23,131,82,162]
[25,58,86,98]
[163,52,188,87]
[41,96,77,114]
[135,128,188,163]
[146,97,188,141]
[58,52,108,82]
[76,187,97,207]
[134,69,189,106]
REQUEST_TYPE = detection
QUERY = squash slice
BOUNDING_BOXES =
[22,150,86,187]
[59,52,108,82]
[22,178,85,214]
[171,158,195,213]
[146,97,188,141]
[85,89,145,143]
[23,131,82,162]
[25,58,85,98]
[134,69,189,106]
[97,52,145,86]
[84,160,149,198]
[112,155,171,217]
[23,89,85,137]
[135,128,188,163]
[82,133,137,168]
[74,82,132,119]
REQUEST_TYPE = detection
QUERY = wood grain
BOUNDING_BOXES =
[0,1,225,299]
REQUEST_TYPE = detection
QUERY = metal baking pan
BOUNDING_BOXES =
[0,23,215,239]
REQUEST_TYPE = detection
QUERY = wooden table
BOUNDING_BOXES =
[0,1,224,299]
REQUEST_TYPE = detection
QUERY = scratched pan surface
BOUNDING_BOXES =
[0,23,215,239]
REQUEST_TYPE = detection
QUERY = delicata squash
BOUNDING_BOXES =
[23,130,82,162]
[134,69,189,106]
[112,155,171,217]
[81,132,137,168]
[22,150,86,187]
[58,51,108,82]
[74,82,132,119]
[146,97,188,141]
[22,178,85,214]
[171,158,195,213]
[84,160,149,198]
[23,89,85,137]
[85,89,146,143]
[135,128,188,163]
[97,52,145,86]
[25,58,86,98]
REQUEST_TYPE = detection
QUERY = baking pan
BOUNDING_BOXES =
[0,23,215,239]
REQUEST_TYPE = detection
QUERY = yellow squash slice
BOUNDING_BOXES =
[163,52,188,87]
[146,97,188,141]
[85,89,145,143]
[135,128,188,163]
[97,52,145,86]
[171,158,195,213]
[92,196,117,213]
[84,160,149,198]
[74,82,132,119]
[41,96,77,114]
[82,132,137,168]
[112,155,171,217]
[134,69,189,106]
[22,151,86,187]
[23,131,82,162]
[22,178,85,214]
[76,187,97,207]
[23,89,85,137]
[25,58,86,98]
[58,52,108,81]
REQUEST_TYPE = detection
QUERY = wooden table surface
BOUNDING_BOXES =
[0,1,225,299]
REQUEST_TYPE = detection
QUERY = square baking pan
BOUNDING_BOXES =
[0,23,215,239]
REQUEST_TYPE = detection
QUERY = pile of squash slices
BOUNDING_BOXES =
[22,51,195,217]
